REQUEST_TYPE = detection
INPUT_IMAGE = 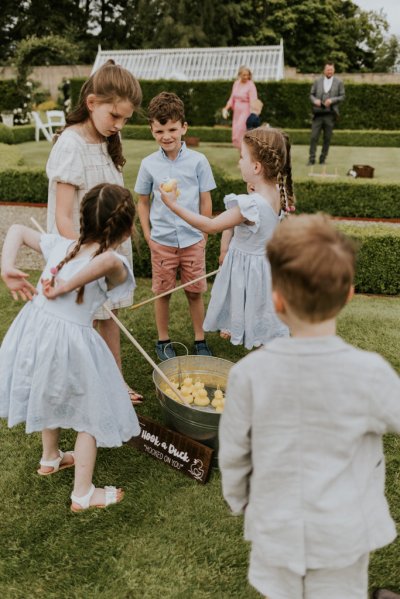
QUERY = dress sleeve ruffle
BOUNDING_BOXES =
[223,193,260,233]
[46,134,85,188]
[97,253,136,303]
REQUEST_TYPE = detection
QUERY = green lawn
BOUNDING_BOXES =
[16,139,400,192]
[0,276,399,598]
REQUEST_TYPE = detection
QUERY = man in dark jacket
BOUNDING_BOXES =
[308,62,345,165]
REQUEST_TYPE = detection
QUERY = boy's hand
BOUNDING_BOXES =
[41,277,67,300]
[1,267,37,301]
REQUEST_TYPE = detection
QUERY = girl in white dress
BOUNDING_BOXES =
[46,59,143,404]
[160,126,295,349]
[0,183,140,512]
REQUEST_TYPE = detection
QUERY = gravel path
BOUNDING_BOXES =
[0,204,398,270]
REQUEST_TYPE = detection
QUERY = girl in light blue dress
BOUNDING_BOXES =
[160,126,295,349]
[0,183,140,512]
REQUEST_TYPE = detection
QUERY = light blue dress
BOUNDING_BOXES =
[0,234,140,447]
[203,193,289,349]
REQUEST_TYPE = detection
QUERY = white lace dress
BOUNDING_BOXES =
[0,234,140,447]
[203,193,289,349]
[46,128,133,318]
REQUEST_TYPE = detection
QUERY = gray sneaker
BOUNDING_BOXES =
[193,341,212,356]
[155,341,176,361]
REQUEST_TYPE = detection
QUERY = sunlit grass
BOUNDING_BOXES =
[0,276,399,597]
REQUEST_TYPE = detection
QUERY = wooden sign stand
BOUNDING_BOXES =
[128,415,214,484]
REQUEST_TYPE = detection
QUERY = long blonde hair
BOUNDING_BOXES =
[237,65,253,80]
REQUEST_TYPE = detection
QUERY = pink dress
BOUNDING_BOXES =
[226,80,258,149]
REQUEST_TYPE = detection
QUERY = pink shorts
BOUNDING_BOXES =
[149,238,207,294]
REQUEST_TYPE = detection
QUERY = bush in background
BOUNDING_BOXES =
[70,79,400,130]
[132,220,400,295]
[0,169,48,203]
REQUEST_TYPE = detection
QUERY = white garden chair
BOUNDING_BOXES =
[32,111,53,142]
[46,110,66,135]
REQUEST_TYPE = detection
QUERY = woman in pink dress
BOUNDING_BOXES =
[223,66,258,149]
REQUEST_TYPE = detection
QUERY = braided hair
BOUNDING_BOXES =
[56,60,142,170]
[243,126,296,213]
[54,183,136,304]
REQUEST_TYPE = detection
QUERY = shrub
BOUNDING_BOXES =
[210,169,400,219]
[295,179,400,219]
[12,125,35,144]
[132,221,400,295]
[0,124,15,144]
[338,224,400,295]
[0,169,48,203]
[121,125,400,147]
[72,79,400,130]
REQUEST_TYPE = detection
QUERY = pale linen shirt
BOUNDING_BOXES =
[46,129,133,316]
[134,142,216,248]
[219,335,400,576]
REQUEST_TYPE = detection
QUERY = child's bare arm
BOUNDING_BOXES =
[136,194,152,244]
[219,229,234,264]
[160,185,245,234]
[199,190,212,241]
[55,182,78,239]
[42,252,127,300]
[1,224,41,300]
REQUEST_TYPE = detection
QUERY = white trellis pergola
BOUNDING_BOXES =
[92,41,284,81]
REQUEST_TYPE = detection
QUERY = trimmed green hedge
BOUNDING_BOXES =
[132,221,400,295]
[211,168,400,219]
[122,125,400,147]
[12,125,36,144]
[1,166,400,219]
[0,169,48,203]
[2,122,400,147]
[0,124,15,144]
[70,78,400,130]
[339,224,400,295]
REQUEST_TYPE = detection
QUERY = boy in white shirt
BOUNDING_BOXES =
[219,213,400,599]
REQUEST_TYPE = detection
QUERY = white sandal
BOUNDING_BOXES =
[70,484,124,513]
[37,449,75,476]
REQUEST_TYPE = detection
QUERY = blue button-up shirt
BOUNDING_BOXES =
[134,143,216,248]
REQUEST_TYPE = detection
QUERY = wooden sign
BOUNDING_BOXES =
[128,415,214,484]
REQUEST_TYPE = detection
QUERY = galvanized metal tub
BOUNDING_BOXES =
[153,355,234,465]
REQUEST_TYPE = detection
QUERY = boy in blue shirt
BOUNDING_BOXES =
[135,92,216,360]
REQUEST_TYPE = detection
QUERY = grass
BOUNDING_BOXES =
[0,275,399,598]
[15,139,400,192]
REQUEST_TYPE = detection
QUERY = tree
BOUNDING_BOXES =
[0,0,397,72]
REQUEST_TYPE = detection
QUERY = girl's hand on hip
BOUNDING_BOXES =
[41,277,67,300]
[1,267,37,301]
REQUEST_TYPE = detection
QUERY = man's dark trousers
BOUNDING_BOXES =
[309,113,335,163]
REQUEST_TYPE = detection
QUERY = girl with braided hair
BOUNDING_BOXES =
[160,126,295,349]
[0,183,140,511]
[46,59,143,404]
